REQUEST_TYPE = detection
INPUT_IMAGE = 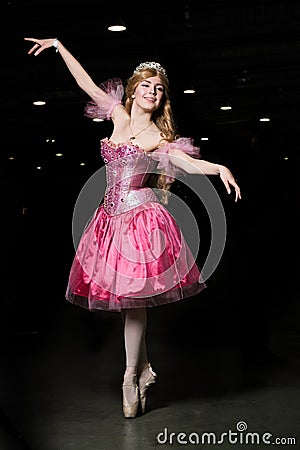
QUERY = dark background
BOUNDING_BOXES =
[0,1,299,448]
[1,0,297,336]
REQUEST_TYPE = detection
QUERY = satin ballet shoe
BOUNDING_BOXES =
[122,374,139,419]
[138,363,157,414]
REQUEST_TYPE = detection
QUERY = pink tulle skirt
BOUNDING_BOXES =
[66,201,206,312]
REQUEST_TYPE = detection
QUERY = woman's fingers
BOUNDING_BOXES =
[24,38,50,56]
[34,46,44,56]
[25,39,51,56]
[24,37,39,45]
[28,43,39,54]
[225,176,242,202]
[232,182,241,202]
[24,38,41,55]
[222,177,231,194]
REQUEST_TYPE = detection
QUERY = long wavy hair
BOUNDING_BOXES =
[124,66,178,204]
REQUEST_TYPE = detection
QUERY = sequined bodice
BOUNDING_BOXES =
[101,139,159,216]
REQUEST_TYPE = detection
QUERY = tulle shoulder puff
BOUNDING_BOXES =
[152,137,201,182]
[84,78,124,120]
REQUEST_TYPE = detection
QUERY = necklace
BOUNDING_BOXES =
[129,121,153,141]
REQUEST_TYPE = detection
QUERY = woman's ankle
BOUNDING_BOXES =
[124,366,137,379]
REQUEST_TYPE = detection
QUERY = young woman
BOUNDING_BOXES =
[24,37,241,418]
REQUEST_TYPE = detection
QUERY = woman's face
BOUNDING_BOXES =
[134,76,165,111]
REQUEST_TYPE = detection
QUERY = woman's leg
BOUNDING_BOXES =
[121,307,157,416]
[139,333,149,367]
[121,307,147,417]
[122,307,147,371]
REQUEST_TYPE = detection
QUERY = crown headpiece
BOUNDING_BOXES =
[133,61,168,78]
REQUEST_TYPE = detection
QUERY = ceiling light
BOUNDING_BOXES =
[108,24,126,32]
[8,156,15,160]
[33,100,46,106]
[200,137,209,141]
[93,118,104,122]
[220,106,232,110]
[259,117,270,122]
[55,153,63,157]
[184,89,195,94]
[80,162,86,166]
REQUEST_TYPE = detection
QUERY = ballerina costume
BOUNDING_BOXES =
[65,78,206,312]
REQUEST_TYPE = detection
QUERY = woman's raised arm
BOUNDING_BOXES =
[24,38,110,107]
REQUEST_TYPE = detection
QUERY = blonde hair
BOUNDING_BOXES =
[124,67,178,204]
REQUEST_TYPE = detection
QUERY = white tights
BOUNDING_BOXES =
[122,308,148,374]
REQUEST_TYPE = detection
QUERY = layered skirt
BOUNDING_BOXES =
[66,201,206,312]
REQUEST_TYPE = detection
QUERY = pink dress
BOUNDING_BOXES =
[65,79,206,312]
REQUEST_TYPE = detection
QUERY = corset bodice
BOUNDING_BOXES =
[101,139,159,216]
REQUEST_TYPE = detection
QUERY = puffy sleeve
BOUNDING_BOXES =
[152,137,201,182]
[84,78,124,120]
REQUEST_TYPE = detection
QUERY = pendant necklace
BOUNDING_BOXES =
[129,121,153,142]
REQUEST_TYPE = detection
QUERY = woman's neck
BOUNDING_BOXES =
[130,104,153,128]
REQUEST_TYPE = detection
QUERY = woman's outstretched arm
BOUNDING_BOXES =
[24,38,111,106]
[167,147,242,202]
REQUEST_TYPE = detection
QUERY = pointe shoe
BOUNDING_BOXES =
[138,363,157,414]
[122,374,139,419]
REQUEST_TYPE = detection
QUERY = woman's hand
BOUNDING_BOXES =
[219,165,242,202]
[24,38,56,56]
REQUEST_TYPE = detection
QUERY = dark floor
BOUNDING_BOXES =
[1,269,299,450]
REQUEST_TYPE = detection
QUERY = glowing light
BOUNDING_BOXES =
[184,89,196,94]
[93,118,104,122]
[201,137,209,141]
[33,100,46,106]
[108,25,126,32]
[220,106,232,110]
[56,153,63,157]
[260,117,270,122]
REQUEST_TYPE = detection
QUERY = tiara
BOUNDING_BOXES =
[133,61,168,78]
